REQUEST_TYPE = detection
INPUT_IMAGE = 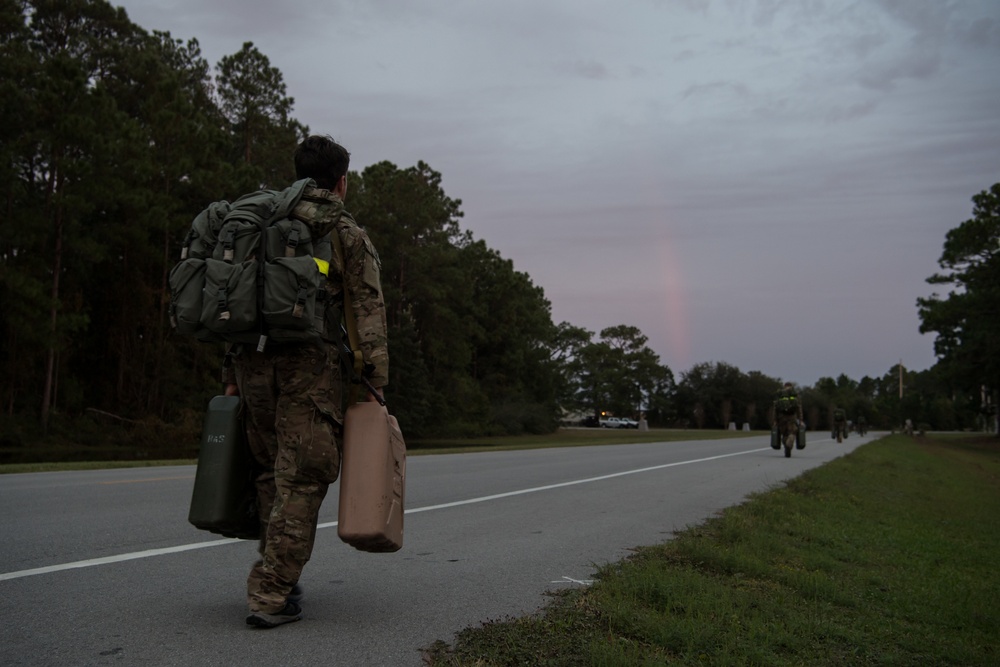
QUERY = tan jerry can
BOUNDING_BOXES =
[337,401,406,552]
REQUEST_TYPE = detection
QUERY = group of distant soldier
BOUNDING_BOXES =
[771,384,869,444]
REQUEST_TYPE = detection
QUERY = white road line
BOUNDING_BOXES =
[375,447,772,517]
[0,539,241,582]
[1,446,770,582]
[550,576,594,585]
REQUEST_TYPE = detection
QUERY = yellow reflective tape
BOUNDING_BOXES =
[313,258,329,276]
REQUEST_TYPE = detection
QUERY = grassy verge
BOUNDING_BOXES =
[410,427,755,454]
[0,427,755,473]
[424,434,1000,666]
[0,459,199,474]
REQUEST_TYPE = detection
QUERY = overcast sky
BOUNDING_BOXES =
[118,0,1000,387]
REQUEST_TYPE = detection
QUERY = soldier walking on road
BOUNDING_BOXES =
[832,408,848,442]
[772,383,803,452]
[222,135,390,628]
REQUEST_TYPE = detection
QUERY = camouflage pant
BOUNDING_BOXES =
[776,414,798,444]
[234,342,344,613]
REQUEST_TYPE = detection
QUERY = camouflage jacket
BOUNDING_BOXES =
[294,186,389,389]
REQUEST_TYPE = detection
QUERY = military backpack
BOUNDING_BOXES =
[168,179,332,350]
[775,396,798,415]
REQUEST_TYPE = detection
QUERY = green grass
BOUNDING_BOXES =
[423,434,1000,666]
[0,459,199,474]
[410,427,755,454]
[0,427,754,473]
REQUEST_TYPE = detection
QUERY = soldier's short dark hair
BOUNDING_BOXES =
[294,135,351,190]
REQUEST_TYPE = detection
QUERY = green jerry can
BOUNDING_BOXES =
[188,395,260,540]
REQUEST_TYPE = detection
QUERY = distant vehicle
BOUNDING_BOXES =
[581,415,601,428]
[601,417,639,429]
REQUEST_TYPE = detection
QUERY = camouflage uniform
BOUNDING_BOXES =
[227,186,388,615]
[773,386,803,444]
[832,409,847,439]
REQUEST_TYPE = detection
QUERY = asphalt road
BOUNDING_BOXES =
[0,431,871,666]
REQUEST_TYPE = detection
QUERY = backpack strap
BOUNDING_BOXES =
[331,224,364,402]
[284,222,301,257]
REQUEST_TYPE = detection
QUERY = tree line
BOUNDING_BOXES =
[1,1,994,461]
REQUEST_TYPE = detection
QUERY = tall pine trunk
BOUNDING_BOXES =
[41,204,63,434]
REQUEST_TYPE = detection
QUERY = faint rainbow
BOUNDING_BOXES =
[656,231,691,370]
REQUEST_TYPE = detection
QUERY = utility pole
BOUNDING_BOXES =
[898,359,904,432]
[981,385,998,434]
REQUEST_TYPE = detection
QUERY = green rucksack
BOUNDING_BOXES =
[776,396,798,415]
[168,179,333,350]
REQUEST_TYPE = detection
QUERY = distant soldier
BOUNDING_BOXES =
[772,383,803,451]
[832,408,848,442]
[856,415,867,436]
